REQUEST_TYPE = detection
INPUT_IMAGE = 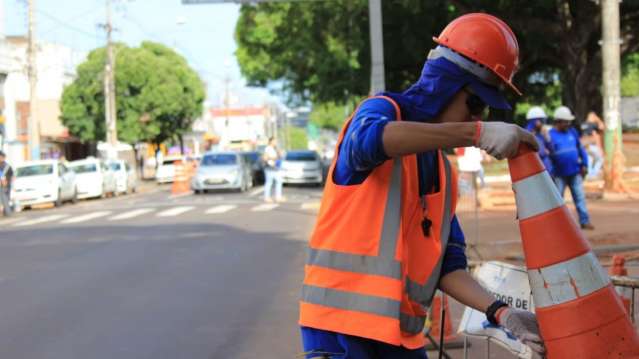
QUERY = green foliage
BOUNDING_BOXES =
[60,42,205,145]
[622,53,639,97]
[235,1,639,122]
[309,101,354,131]
[285,126,308,150]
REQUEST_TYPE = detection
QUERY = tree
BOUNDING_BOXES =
[60,41,205,148]
[308,101,355,131]
[235,1,639,122]
[622,52,639,97]
[285,125,309,150]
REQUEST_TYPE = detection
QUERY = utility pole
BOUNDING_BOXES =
[601,0,624,191]
[27,0,39,160]
[103,0,118,153]
[368,0,385,94]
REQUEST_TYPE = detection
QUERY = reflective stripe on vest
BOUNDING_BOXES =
[305,158,403,280]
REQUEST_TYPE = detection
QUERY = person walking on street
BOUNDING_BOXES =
[549,106,595,230]
[0,151,14,217]
[525,106,554,173]
[263,137,284,202]
[581,111,605,179]
[300,13,546,359]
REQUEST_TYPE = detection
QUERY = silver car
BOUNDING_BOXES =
[281,150,323,186]
[191,152,252,193]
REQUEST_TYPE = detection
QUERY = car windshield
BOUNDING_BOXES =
[201,154,237,166]
[285,152,317,161]
[109,162,122,171]
[70,163,97,174]
[16,164,54,177]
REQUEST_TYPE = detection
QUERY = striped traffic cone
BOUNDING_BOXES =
[508,145,639,358]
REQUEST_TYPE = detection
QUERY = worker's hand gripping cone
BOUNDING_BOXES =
[508,145,639,358]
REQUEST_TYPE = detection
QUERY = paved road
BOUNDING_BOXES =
[0,185,321,359]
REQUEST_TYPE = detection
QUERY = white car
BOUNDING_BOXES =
[281,150,324,186]
[107,159,137,194]
[69,158,117,199]
[191,152,252,193]
[155,155,184,184]
[11,160,77,208]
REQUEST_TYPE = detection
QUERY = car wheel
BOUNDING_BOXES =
[54,189,62,207]
[194,189,202,195]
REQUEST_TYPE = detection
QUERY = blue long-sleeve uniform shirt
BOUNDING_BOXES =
[549,127,588,177]
[525,120,554,173]
[302,98,468,350]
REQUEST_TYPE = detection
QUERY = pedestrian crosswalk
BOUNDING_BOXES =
[205,205,237,214]
[4,201,321,228]
[156,206,195,217]
[60,211,112,224]
[109,208,154,221]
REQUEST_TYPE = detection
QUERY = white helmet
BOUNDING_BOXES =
[553,106,575,121]
[526,106,547,120]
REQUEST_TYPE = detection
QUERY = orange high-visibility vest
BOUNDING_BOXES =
[299,96,457,349]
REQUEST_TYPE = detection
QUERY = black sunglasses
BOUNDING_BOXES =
[464,88,487,116]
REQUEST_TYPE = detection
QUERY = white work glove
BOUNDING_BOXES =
[476,122,539,160]
[499,307,546,357]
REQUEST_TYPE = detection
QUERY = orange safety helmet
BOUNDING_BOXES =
[433,13,521,95]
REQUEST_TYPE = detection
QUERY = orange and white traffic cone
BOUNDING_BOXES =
[508,145,639,358]
[610,255,633,316]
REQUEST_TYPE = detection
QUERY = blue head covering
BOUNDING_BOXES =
[380,57,511,122]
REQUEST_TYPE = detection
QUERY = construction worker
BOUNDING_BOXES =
[525,106,553,173]
[300,13,546,358]
[548,106,594,230]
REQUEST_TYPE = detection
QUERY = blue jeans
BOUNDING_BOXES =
[301,327,427,359]
[586,144,604,179]
[264,169,282,200]
[0,188,11,217]
[554,175,590,225]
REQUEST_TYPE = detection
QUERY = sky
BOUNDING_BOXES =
[3,0,273,108]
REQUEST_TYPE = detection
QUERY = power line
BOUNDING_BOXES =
[35,9,103,40]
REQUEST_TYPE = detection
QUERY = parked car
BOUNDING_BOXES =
[241,151,265,185]
[11,159,77,208]
[155,155,184,184]
[107,159,137,194]
[191,152,252,193]
[280,150,323,186]
[68,158,117,199]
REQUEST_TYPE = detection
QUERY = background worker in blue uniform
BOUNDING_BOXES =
[301,13,546,359]
[548,106,595,230]
[525,106,554,173]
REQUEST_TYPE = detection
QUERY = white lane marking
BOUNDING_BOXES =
[109,208,155,221]
[251,203,279,212]
[14,214,70,227]
[156,206,195,217]
[301,202,320,210]
[1,217,26,226]
[206,205,237,214]
[60,211,112,224]
[249,186,264,197]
